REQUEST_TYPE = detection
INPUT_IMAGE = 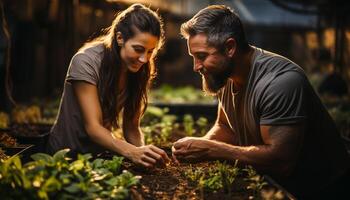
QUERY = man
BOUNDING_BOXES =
[171,5,350,199]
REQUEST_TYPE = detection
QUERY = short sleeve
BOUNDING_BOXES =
[258,71,307,125]
[66,53,99,85]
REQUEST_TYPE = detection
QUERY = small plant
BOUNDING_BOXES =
[184,160,240,194]
[0,149,140,200]
[142,106,178,146]
[183,114,195,136]
[149,84,215,104]
[244,165,268,199]
[196,117,209,136]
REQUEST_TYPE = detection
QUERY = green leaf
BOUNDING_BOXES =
[92,159,103,169]
[53,149,70,162]
[12,156,22,169]
[77,154,92,163]
[64,183,81,193]
[69,160,84,171]
[43,176,61,192]
[37,189,49,200]
[104,177,119,186]
[31,153,54,163]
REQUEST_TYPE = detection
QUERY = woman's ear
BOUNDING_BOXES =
[116,32,124,46]
[225,38,237,58]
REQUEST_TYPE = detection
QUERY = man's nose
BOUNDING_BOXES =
[193,60,203,72]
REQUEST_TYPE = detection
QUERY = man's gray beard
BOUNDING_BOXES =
[202,73,228,96]
[201,58,233,96]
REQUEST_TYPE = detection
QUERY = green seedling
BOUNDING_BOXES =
[0,149,139,200]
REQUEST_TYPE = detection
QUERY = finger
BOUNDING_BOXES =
[173,141,184,149]
[150,145,171,163]
[145,148,163,162]
[182,150,209,161]
[172,149,188,156]
[141,154,157,165]
[139,160,153,168]
[172,151,180,165]
[173,148,207,156]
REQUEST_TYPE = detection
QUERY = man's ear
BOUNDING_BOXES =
[225,38,237,58]
[116,32,124,46]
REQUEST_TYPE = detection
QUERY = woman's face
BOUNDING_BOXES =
[119,31,159,73]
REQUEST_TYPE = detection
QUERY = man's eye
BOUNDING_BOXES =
[197,54,207,60]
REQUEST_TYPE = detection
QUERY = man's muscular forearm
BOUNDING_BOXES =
[209,125,302,177]
[203,123,238,145]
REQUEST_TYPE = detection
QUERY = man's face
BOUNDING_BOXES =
[188,34,233,96]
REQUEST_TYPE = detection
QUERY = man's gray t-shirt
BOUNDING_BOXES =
[47,43,106,155]
[218,46,350,195]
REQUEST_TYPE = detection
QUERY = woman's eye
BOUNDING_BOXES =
[134,48,144,53]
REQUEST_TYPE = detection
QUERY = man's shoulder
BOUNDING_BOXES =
[254,47,297,68]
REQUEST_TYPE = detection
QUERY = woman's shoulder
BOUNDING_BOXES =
[78,42,104,57]
[71,43,104,65]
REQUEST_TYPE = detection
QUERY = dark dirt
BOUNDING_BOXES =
[97,129,292,200]
[119,153,289,200]
[124,161,254,200]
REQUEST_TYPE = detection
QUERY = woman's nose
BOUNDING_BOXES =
[139,53,147,63]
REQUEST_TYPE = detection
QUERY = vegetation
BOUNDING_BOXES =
[141,106,210,147]
[0,149,139,200]
[150,84,216,104]
[184,161,284,200]
[185,161,239,193]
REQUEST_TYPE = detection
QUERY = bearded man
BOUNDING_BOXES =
[171,5,350,199]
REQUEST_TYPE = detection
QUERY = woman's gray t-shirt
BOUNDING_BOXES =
[218,46,350,195]
[47,43,106,155]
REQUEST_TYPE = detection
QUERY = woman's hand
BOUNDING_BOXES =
[128,145,171,168]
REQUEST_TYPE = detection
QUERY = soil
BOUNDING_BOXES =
[99,149,290,200]
[125,161,255,200]
[8,123,51,137]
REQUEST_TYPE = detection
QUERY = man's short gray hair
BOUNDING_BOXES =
[181,5,249,51]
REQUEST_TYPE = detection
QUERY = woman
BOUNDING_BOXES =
[47,4,170,168]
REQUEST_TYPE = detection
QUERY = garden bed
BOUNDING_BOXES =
[97,150,294,200]
[1,123,51,153]
[1,144,34,162]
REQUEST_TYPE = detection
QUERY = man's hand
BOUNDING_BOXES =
[172,137,214,162]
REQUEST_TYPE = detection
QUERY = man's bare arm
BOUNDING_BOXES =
[216,124,304,176]
[203,104,238,145]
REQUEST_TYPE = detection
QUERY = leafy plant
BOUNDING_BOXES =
[185,160,240,193]
[149,84,215,104]
[183,114,195,136]
[142,106,178,146]
[0,149,140,200]
[244,165,268,199]
[196,117,209,136]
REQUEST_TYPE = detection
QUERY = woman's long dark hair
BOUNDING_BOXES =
[81,4,164,128]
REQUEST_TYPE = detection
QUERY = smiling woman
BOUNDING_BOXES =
[46,3,171,168]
